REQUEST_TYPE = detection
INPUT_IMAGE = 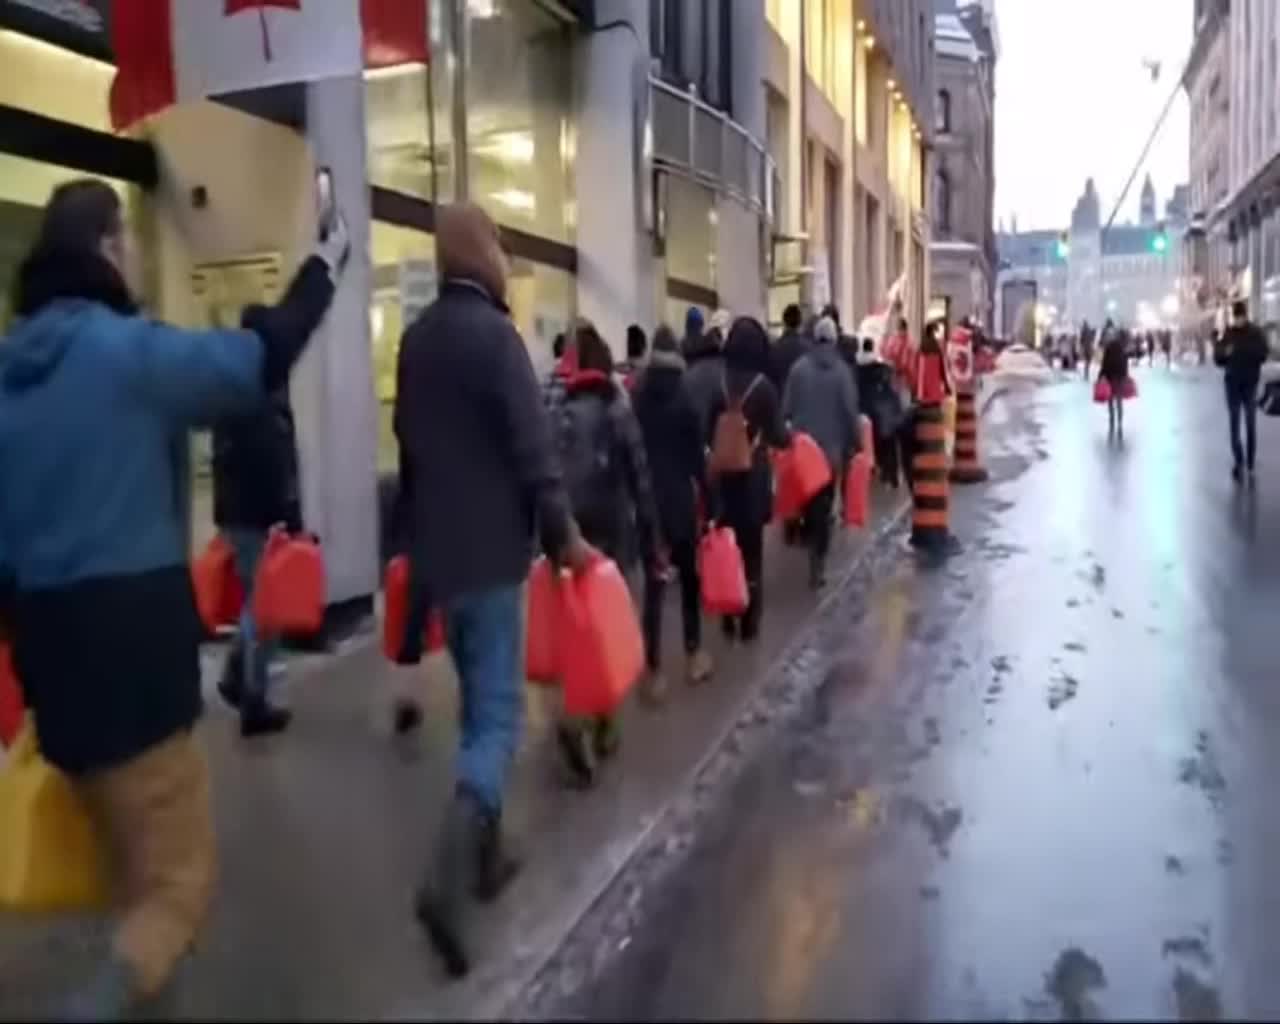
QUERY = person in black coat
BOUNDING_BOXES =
[632,326,715,702]
[1098,327,1131,437]
[769,303,810,393]
[211,387,303,736]
[855,338,907,487]
[395,202,592,977]
[1216,299,1271,481]
[704,317,791,642]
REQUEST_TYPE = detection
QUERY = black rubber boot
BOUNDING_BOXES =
[415,788,485,978]
[216,644,245,710]
[240,699,292,738]
[472,810,521,904]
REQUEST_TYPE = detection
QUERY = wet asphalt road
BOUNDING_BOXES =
[568,364,1280,1021]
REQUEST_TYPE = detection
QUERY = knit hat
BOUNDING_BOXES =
[649,326,686,371]
[685,306,705,335]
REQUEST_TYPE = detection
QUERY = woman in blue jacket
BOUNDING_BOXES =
[0,178,346,1017]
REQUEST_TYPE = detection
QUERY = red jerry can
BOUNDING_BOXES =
[382,556,445,661]
[253,528,325,636]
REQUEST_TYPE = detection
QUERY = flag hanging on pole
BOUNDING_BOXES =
[108,0,430,131]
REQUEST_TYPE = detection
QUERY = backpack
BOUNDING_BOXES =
[709,373,762,475]
[557,394,620,534]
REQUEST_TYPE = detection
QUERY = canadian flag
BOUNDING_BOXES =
[107,0,429,130]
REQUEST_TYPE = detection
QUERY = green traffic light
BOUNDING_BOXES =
[1151,234,1167,253]
[1055,240,1070,259]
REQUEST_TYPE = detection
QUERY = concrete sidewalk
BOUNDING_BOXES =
[0,391,1004,1020]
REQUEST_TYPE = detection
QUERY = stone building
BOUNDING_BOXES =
[928,0,998,330]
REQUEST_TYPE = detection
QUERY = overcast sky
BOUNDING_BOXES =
[993,0,1192,232]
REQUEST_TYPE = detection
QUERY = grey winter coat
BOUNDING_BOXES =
[782,343,861,474]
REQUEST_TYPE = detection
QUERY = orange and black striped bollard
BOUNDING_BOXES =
[949,386,989,483]
[910,403,950,550]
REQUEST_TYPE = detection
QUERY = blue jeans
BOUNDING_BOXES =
[444,584,524,814]
[224,527,278,705]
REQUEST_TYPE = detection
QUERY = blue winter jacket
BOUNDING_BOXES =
[1,249,331,774]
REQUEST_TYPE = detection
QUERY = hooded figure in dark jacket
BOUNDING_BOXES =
[704,317,790,641]
[632,326,715,702]
[783,315,860,588]
[769,302,811,393]
[855,337,907,487]
[395,201,592,978]
[0,178,343,1017]
[551,323,659,784]
[684,309,728,434]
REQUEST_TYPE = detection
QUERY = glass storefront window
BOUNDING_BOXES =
[365,0,455,202]
[665,175,716,289]
[466,0,572,243]
[369,220,574,472]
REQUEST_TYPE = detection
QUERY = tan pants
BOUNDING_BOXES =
[75,729,215,997]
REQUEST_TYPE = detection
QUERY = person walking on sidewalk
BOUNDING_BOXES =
[684,306,729,438]
[618,323,647,390]
[1099,326,1131,438]
[769,302,810,394]
[1215,299,1270,483]
[705,317,791,642]
[632,326,715,704]
[552,323,660,784]
[680,305,705,361]
[211,374,304,737]
[394,202,593,978]
[856,337,907,488]
[0,178,345,1018]
[783,315,860,589]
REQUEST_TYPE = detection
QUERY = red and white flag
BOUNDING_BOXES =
[106,0,429,130]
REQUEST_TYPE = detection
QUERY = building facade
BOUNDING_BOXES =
[1221,0,1280,333]
[763,0,934,336]
[2,0,933,615]
[1182,0,1232,328]
[928,0,997,330]
[996,177,1185,340]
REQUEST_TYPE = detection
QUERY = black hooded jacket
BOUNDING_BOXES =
[632,363,711,545]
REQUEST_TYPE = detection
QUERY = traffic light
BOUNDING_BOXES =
[1150,223,1168,253]
[1055,232,1070,259]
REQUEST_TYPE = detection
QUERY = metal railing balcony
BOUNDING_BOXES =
[650,76,778,226]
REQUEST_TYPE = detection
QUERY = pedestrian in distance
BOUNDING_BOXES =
[1099,326,1131,438]
[1215,299,1270,484]
[856,337,907,488]
[211,358,307,738]
[551,322,660,786]
[394,201,595,979]
[680,305,705,361]
[684,305,729,439]
[0,178,346,1018]
[618,323,647,390]
[631,325,716,704]
[705,317,791,642]
[783,315,861,589]
[768,302,811,395]
[770,303,811,547]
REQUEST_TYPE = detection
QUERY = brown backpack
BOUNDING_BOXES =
[709,373,762,475]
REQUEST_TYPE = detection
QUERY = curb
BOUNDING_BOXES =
[500,388,1011,1019]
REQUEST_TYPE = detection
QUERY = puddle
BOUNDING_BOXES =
[1044,948,1107,1021]
[1047,673,1080,711]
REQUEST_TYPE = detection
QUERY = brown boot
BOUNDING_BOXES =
[687,649,714,685]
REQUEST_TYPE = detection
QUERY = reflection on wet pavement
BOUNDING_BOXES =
[566,368,1280,1021]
